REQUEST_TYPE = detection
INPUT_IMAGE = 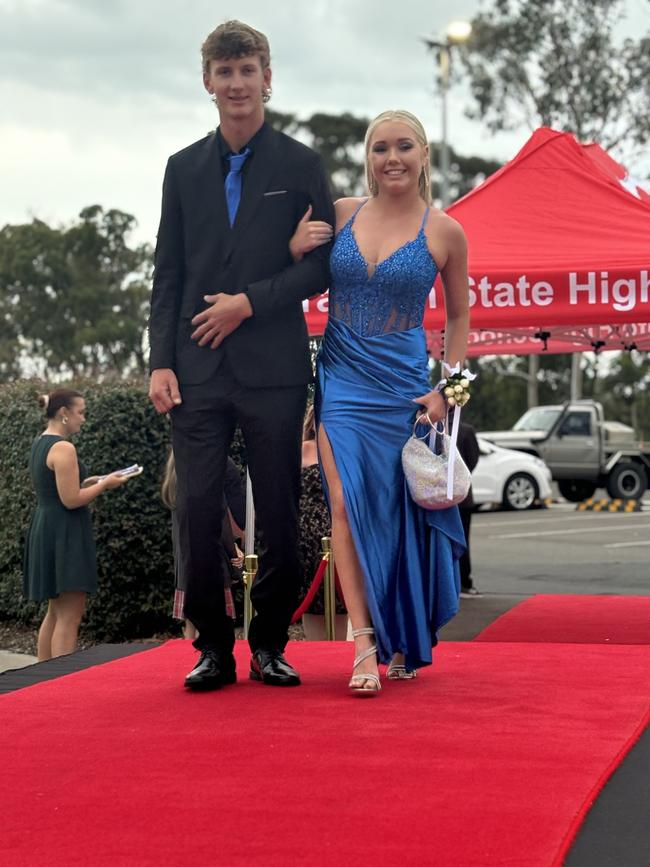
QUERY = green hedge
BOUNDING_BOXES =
[0,378,335,642]
[0,379,178,641]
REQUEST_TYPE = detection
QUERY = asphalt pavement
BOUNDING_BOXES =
[469,499,650,597]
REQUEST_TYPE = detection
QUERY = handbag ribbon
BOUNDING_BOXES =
[446,405,461,500]
[438,361,476,500]
[420,406,462,500]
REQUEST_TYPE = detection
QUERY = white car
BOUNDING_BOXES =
[472,437,553,510]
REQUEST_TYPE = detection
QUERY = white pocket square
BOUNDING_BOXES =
[263,190,287,197]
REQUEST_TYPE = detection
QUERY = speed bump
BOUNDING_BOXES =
[576,498,642,512]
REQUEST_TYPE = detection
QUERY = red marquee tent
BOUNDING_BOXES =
[303,127,650,355]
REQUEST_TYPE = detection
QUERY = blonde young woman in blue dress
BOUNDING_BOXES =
[292,110,470,696]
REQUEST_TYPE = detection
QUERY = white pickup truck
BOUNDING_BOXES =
[480,400,650,501]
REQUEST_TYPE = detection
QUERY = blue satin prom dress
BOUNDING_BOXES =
[316,201,465,669]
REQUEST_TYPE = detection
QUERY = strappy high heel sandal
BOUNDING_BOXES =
[349,627,381,697]
[386,656,417,681]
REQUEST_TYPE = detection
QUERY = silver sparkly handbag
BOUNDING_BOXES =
[401,418,471,510]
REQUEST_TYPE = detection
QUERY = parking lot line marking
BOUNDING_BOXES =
[490,523,650,540]
[478,513,650,530]
[604,540,650,549]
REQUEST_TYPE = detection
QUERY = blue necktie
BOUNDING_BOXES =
[225,147,251,227]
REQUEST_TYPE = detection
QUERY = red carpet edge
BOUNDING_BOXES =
[551,707,650,866]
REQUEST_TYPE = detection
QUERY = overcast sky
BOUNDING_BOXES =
[2,0,650,245]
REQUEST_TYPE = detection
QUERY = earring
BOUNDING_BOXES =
[62,417,68,425]
[262,86,272,103]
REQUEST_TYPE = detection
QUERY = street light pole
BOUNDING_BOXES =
[439,44,451,208]
[423,20,471,210]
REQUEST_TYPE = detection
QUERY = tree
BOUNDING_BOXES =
[301,112,369,198]
[460,0,650,151]
[588,351,650,438]
[268,108,368,197]
[464,352,579,431]
[268,107,499,202]
[464,348,650,441]
[265,107,302,137]
[0,207,152,380]
[429,143,502,205]
[461,356,528,431]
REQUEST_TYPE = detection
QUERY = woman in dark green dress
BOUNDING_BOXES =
[24,389,128,660]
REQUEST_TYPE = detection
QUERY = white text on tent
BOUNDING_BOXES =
[570,271,649,312]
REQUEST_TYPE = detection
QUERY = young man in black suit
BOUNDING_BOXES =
[149,20,334,691]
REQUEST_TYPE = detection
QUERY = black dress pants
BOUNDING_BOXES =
[459,506,473,591]
[171,357,307,655]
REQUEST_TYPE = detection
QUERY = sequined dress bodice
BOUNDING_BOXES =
[329,202,439,337]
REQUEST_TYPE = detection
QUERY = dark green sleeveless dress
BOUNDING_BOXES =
[23,435,98,600]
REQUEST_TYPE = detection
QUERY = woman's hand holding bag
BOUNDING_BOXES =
[402,418,471,510]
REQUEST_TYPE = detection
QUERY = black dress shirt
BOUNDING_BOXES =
[216,122,268,188]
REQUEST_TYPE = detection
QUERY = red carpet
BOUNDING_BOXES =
[474,594,650,645]
[1,639,649,867]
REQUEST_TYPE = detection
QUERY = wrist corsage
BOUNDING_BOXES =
[436,364,477,408]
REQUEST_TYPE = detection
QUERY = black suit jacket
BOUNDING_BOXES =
[149,123,334,387]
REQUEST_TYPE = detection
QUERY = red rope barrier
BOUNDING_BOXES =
[291,557,328,623]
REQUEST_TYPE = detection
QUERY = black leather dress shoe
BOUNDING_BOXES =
[250,649,301,686]
[184,650,236,691]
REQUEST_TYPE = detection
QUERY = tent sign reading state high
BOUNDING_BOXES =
[303,267,650,334]
[437,269,650,324]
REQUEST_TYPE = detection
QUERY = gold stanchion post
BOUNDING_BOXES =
[242,554,258,639]
[322,536,336,641]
